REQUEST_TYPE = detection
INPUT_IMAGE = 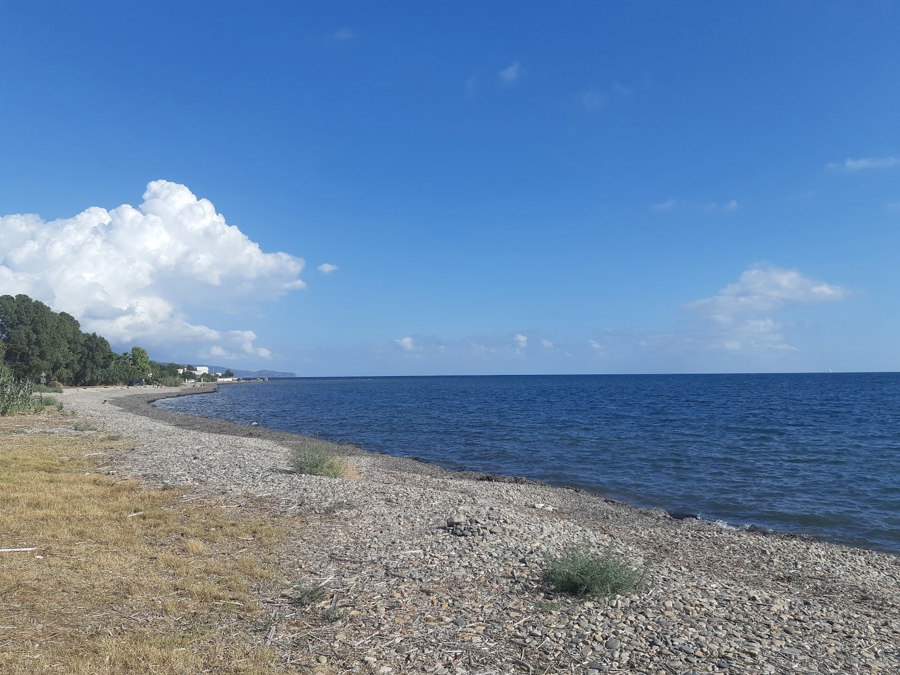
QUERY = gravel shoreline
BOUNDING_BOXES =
[61,385,898,674]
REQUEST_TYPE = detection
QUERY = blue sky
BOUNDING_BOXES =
[2,1,899,375]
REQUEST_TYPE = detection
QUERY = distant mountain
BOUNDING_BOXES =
[209,366,297,378]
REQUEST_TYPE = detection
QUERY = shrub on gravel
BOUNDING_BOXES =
[289,438,352,479]
[544,546,646,597]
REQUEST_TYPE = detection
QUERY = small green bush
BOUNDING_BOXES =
[33,383,64,394]
[288,580,325,607]
[544,546,646,598]
[289,438,350,479]
[37,394,60,409]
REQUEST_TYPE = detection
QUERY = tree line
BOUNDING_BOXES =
[0,294,216,386]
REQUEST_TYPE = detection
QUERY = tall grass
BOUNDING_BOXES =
[0,364,42,415]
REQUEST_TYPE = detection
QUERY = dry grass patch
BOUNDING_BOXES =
[0,413,292,674]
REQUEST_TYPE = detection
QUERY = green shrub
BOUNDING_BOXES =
[289,438,351,479]
[37,394,60,409]
[0,364,43,416]
[33,383,64,394]
[544,546,646,598]
[287,580,325,607]
[157,376,183,387]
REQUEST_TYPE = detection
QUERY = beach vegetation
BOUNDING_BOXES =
[32,382,64,393]
[73,421,98,431]
[35,393,61,410]
[287,579,326,607]
[543,545,646,598]
[322,499,356,514]
[0,363,43,415]
[156,375,183,387]
[0,412,292,673]
[289,437,356,479]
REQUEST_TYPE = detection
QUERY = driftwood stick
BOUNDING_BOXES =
[316,574,335,588]
[0,547,38,553]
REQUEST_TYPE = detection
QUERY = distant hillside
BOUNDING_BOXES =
[210,366,297,378]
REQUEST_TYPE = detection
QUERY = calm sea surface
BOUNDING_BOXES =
[155,373,900,554]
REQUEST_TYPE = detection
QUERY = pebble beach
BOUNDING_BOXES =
[61,385,899,674]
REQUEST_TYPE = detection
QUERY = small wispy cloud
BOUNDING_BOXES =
[719,199,739,212]
[499,61,523,84]
[649,199,679,213]
[588,339,606,355]
[581,82,631,111]
[826,156,900,172]
[330,28,355,41]
[317,263,339,274]
[581,88,607,110]
[650,199,738,213]
[396,336,417,352]
[514,333,527,351]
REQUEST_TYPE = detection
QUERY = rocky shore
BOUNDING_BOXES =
[62,386,898,674]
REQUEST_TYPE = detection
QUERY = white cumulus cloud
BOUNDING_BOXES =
[0,180,307,360]
[317,263,339,274]
[683,264,848,353]
[685,264,848,321]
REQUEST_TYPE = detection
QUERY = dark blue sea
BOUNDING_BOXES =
[154,373,900,554]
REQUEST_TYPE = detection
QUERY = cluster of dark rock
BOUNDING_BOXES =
[443,512,502,537]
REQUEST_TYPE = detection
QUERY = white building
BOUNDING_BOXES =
[176,365,210,376]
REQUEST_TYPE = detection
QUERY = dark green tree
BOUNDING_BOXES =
[129,346,152,382]
[0,293,153,386]
[76,333,116,385]
[0,294,76,382]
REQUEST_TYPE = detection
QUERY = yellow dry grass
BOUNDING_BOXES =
[0,412,293,674]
